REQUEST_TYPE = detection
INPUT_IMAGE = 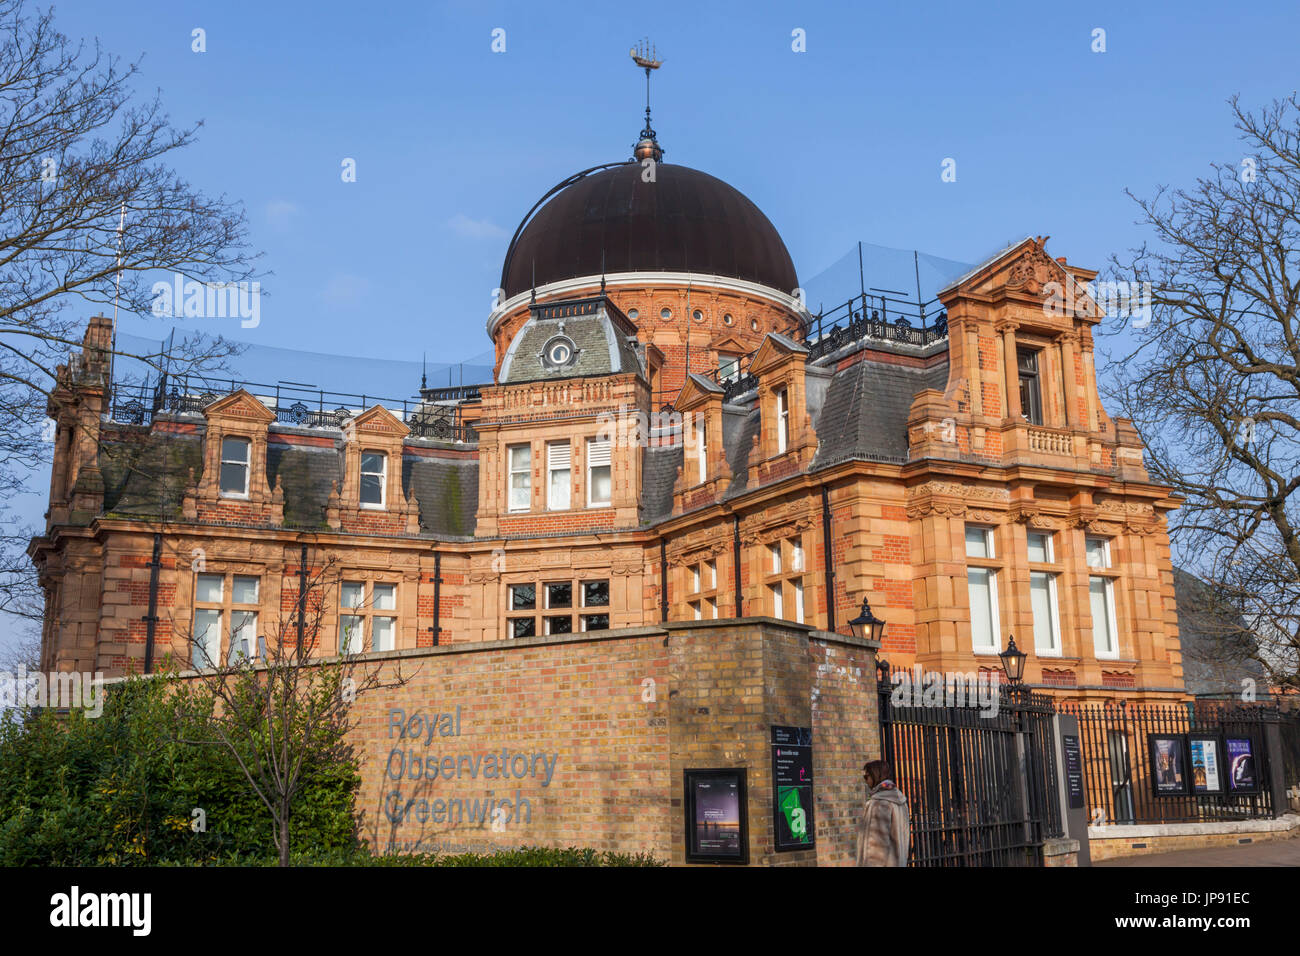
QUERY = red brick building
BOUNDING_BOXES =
[31,125,1188,704]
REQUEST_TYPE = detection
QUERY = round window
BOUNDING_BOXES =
[660,307,672,320]
[723,313,734,325]
[541,334,578,370]
[750,318,759,331]
[692,309,704,322]
[627,308,639,320]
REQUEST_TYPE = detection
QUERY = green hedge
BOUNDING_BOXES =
[0,675,664,867]
[0,675,360,865]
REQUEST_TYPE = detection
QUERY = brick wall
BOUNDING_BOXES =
[343,619,879,865]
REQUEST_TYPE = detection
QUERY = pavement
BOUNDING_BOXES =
[1095,838,1300,866]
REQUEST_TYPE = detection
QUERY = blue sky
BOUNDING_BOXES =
[3,0,1296,651]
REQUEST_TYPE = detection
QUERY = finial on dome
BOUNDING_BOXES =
[630,39,664,162]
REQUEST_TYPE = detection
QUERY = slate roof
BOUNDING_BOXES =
[499,307,643,384]
[403,455,478,538]
[636,353,950,523]
[810,357,949,467]
[266,442,341,529]
[100,428,202,520]
[96,424,479,537]
[96,348,948,536]
[1173,567,1271,698]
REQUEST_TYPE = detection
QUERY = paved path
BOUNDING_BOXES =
[1095,838,1300,866]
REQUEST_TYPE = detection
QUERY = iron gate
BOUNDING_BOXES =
[877,663,1064,866]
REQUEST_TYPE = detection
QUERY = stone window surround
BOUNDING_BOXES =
[684,557,719,621]
[339,578,399,654]
[190,569,262,668]
[761,534,806,624]
[1085,533,1123,661]
[1027,529,1063,658]
[506,575,611,638]
[965,522,1003,656]
[502,433,613,514]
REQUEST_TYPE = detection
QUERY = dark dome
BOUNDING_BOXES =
[501,163,798,299]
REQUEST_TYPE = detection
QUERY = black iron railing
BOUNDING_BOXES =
[108,374,479,443]
[699,292,950,404]
[1060,700,1281,826]
[803,293,949,362]
[877,663,1063,867]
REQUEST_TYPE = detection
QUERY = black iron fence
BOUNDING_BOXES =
[108,374,478,443]
[1059,700,1281,826]
[877,664,1063,867]
[1281,710,1300,792]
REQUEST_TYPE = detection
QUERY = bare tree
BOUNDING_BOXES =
[178,556,411,866]
[0,0,259,615]
[1105,94,1300,692]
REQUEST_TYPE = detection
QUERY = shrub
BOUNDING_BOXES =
[0,674,361,865]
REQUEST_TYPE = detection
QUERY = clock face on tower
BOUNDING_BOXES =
[541,334,578,371]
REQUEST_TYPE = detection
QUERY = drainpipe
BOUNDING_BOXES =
[296,543,308,649]
[821,485,836,633]
[659,537,669,623]
[142,533,162,673]
[732,514,743,617]
[432,550,442,646]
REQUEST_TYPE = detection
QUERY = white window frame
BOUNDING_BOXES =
[1027,530,1054,564]
[965,525,996,560]
[696,420,707,484]
[967,567,1001,655]
[508,443,532,513]
[1090,575,1121,660]
[219,436,251,499]
[1029,570,1061,657]
[359,450,386,510]
[547,441,571,511]
[586,438,612,508]
[776,387,789,453]
[1085,536,1112,570]
[339,580,398,655]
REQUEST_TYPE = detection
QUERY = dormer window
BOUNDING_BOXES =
[1018,349,1043,426]
[219,437,250,498]
[776,387,790,453]
[360,451,386,508]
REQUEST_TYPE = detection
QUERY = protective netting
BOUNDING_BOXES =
[800,240,982,319]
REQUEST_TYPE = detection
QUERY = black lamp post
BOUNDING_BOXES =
[849,597,886,644]
[998,634,1027,687]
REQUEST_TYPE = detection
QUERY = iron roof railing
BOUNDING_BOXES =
[108,374,479,443]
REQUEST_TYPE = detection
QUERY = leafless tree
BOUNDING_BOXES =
[1105,94,1300,692]
[177,556,411,866]
[0,0,259,617]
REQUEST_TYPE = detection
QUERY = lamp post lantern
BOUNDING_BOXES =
[849,597,886,644]
[998,634,1027,687]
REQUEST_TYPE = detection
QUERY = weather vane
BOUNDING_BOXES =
[629,39,664,161]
